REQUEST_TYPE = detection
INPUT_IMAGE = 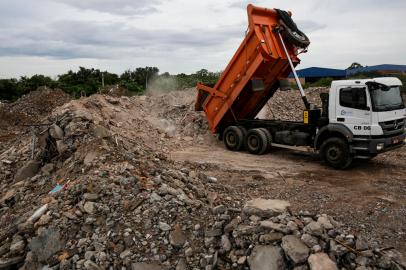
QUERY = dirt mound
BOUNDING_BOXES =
[262,87,329,121]
[144,88,209,138]
[0,87,71,127]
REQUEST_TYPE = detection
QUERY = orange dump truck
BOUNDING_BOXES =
[196,4,406,169]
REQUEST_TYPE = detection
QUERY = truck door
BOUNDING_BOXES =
[335,86,372,136]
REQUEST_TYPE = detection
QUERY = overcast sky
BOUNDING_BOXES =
[0,0,405,78]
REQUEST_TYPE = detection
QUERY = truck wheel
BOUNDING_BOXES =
[320,137,352,169]
[238,126,248,150]
[223,126,244,151]
[245,128,269,155]
[259,128,272,152]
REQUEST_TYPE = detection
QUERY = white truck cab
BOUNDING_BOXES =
[315,77,406,168]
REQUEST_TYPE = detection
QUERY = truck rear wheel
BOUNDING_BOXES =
[245,128,269,155]
[223,126,245,151]
[320,137,352,169]
[259,128,272,152]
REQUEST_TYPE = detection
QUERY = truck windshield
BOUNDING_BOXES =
[369,85,404,112]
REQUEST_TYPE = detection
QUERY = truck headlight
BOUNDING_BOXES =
[376,143,385,151]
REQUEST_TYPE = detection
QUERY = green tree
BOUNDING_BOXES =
[120,67,159,92]
[0,78,19,100]
[347,62,364,70]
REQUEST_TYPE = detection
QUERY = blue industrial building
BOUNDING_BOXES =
[289,64,406,83]
[346,64,406,76]
[289,67,346,83]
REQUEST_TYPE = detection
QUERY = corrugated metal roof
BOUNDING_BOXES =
[289,64,406,78]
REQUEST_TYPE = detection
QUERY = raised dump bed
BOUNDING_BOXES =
[196,4,309,133]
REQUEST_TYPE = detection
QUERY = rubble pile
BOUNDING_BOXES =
[0,87,72,154]
[0,89,405,269]
[264,87,329,121]
[209,199,405,270]
[0,87,71,127]
[145,88,209,138]
[0,93,215,269]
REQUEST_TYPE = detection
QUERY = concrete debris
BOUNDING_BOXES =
[169,224,187,248]
[28,228,64,263]
[0,88,404,269]
[243,198,291,217]
[49,124,64,140]
[281,235,310,265]
[247,245,285,270]
[308,253,338,270]
[14,161,41,181]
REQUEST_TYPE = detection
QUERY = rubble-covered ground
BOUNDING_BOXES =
[0,87,405,270]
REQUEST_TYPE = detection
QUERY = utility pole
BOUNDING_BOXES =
[102,72,105,88]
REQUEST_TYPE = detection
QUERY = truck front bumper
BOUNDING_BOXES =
[368,132,406,154]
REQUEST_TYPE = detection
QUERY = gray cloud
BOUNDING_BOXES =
[296,20,326,33]
[0,0,405,78]
[54,0,161,15]
[0,19,244,60]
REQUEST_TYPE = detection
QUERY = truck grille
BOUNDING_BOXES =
[379,118,405,136]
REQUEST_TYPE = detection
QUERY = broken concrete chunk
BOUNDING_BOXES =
[355,236,369,251]
[49,124,64,139]
[131,262,163,270]
[260,220,288,233]
[84,260,103,270]
[83,151,98,166]
[9,236,25,254]
[93,125,110,138]
[15,161,41,181]
[301,233,319,248]
[83,193,99,201]
[281,235,310,265]
[159,222,171,232]
[304,221,323,237]
[317,215,334,230]
[259,232,284,243]
[56,140,68,154]
[308,253,338,270]
[221,235,232,251]
[29,228,64,263]
[169,224,187,248]
[247,245,286,270]
[83,201,96,214]
[243,198,290,218]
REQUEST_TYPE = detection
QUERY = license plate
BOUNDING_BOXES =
[392,138,400,144]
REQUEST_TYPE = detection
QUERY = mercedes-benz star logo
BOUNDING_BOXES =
[393,120,399,129]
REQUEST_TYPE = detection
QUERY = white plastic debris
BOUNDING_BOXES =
[28,204,48,223]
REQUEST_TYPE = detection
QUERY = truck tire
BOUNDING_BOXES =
[259,128,272,152]
[245,128,269,155]
[276,9,310,48]
[320,137,352,169]
[223,126,245,151]
[238,126,248,150]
